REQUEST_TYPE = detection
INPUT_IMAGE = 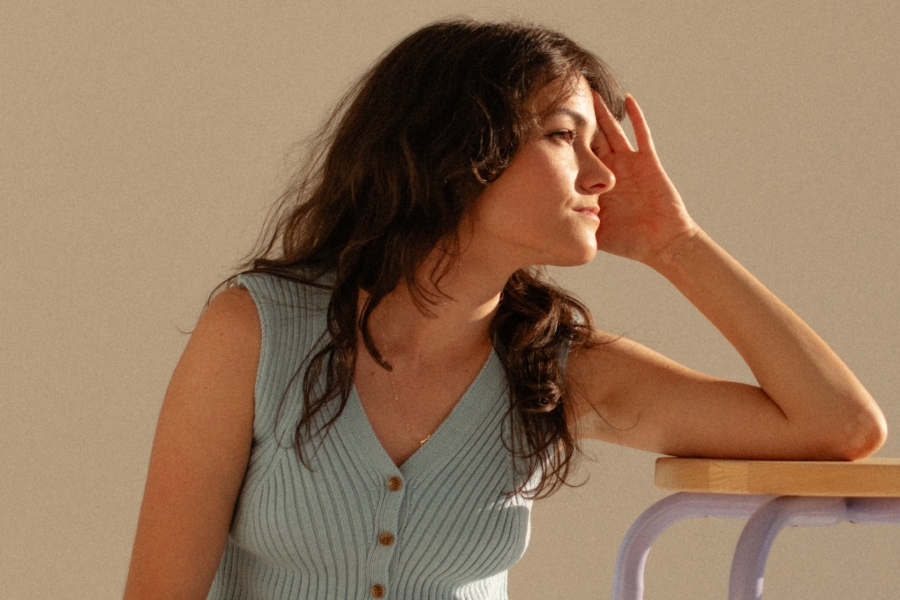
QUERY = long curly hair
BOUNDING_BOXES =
[234,18,625,498]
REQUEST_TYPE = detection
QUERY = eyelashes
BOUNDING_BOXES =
[547,129,576,143]
[546,129,604,154]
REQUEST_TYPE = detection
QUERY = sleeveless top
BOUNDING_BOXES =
[206,273,537,600]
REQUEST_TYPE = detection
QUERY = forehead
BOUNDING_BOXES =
[530,76,594,119]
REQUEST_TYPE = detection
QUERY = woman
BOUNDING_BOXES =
[123,19,887,600]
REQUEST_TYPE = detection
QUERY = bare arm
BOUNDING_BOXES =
[568,229,886,459]
[567,94,887,459]
[123,287,259,600]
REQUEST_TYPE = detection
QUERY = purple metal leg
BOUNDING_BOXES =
[728,496,900,600]
[615,493,900,600]
[847,497,900,524]
[612,492,772,600]
[728,496,846,600]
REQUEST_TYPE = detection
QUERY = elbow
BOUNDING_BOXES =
[851,411,888,459]
[828,403,888,461]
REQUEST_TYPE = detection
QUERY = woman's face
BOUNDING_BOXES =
[467,77,616,270]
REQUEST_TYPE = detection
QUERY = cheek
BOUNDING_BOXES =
[470,147,574,236]
[470,186,542,245]
[497,155,571,207]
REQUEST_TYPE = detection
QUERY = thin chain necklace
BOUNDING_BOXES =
[387,368,432,446]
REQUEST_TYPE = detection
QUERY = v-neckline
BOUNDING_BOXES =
[345,348,504,476]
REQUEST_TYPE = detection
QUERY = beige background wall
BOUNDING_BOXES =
[3,1,898,598]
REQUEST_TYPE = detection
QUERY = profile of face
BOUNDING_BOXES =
[466,77,616,270]
[293,20,625,293]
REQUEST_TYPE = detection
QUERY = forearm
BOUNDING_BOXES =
[645,227,886,457]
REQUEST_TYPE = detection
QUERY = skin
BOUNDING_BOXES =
[123,77,887,599]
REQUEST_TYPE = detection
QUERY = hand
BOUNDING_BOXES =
[592,92,698,265]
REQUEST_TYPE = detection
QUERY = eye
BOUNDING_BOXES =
[547,129,576,143]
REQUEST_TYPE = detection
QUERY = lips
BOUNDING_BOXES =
[574,205,600,218]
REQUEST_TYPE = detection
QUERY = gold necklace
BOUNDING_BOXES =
[387,368,432,446]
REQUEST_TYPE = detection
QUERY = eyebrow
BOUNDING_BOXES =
[544,107,600,141]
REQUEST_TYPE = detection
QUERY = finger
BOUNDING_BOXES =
[624,94,656,154]
[593,90,634,153]
[592,121,612,156]
[589,90,612,155]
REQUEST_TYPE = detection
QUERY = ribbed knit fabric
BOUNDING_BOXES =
[206,273,536,600]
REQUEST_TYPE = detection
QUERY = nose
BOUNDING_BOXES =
[578,150,615,195]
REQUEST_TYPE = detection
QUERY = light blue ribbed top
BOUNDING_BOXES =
[206,272,536,600]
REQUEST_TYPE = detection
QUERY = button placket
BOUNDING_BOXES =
[368,474,405,597]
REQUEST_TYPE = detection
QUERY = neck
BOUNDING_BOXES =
[360,248,516,366]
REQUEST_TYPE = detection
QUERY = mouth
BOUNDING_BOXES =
[574,205,600,220]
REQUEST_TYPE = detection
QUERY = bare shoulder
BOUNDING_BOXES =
[565,331,672,418]
[159,282,261,470]
[171,286,261,405]
[566,329,695,402]
[195,285,261,347]
[564,330,731,451]
[170,284,261,420]
[123,286,261,598]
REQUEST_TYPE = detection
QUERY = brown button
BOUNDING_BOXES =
[370,584,385,598]
[387,476,403,491]
[378,531,395,546]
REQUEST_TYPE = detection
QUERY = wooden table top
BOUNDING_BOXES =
[655,458,900,497]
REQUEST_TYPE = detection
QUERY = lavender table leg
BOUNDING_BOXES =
[847,497,900,524]
[612,492,772,600]
[728,495,900,600]
[728,496,848,600]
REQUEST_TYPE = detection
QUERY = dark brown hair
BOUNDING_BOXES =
[236,18,625,498]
